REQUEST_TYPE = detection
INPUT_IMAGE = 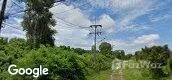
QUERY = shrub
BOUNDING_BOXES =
[83,53,112,74]
[1,46,86,80]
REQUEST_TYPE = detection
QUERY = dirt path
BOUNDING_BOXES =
[109,61,125,80]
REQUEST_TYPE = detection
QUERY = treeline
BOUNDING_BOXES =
[0,37,172,80]
[59,42,133,60]
[59,42,172,79]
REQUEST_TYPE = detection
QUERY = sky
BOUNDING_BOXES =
[0,0,172,53]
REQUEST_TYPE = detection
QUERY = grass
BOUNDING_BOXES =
[86,60,171,80]
[86,69,112,80]
[124,68,154,80]
[124,68,172,80]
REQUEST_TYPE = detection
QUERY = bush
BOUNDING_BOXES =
[9,46,86,80]
[163,58,172,76]
[135,45,171,78]
[83,53,112,74]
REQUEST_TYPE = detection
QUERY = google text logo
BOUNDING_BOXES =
[8,64,48,78]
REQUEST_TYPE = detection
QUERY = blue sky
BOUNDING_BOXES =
[0,0,172,53]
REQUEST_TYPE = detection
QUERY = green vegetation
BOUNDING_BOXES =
[125,67,159,80]
[86,69,111,80]
[0,0,171,80]
[124,63,172,80]
[135,45,171,79]
[22,0,56,49]
[0,37,171,80]
[99,42,112,56]
[0,38,114,80]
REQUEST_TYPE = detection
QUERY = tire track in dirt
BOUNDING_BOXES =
[109,60,125,80]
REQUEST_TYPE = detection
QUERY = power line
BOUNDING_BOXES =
[2,0,92,32]
[8,0,63,16]
[54,1,92,14]
[3,20,86,33]
[54,16,90,29]
[11,0,24,9]
[3,0,22,22]
[6,0,27,16]
[2,22,23,31]
[6,1,15,15]
[3,0,91,30]
[7,0,64,17]
[56,24,85,30]
[97,32,113,44]
[8,10,27,17]
[55,17,81,27]
[56,18,78,28]
[55,0,65,3]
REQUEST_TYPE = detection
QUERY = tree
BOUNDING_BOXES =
[22,0,56,49]
[72,48,86,55]
[135,45,170,78]
[59,45,71,51]
[99,42,112,55]
[125,54,133,60]
[112,50,125,60]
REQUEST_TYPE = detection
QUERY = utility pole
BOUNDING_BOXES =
[90,25,102,53]
[56,0,65,2]
[0,0,8,32]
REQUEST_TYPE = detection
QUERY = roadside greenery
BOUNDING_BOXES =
[135,45,171,79]
[0,37,171,80]
[0,38,113,80]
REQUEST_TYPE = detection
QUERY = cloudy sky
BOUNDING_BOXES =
[0,0,172,53]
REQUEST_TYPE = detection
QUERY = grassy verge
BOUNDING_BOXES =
[124,67,171,80]
[86,69,112,80]
[124,68,152,80]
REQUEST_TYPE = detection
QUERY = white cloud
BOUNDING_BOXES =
[98,14,116,33]
[117,0,154,30]
[134,34,160,44]
[50,3,116,49]
[104,34,160,53]
[88,0,154,31]
[1,27,25,39]
[89,0,145,10]
[150,14,172,22]
[50,3,91,26]
[50,3,92,49]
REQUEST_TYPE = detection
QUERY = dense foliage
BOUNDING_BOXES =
[1,38,171,80]
[0,38,113,80]
[135,45,171,78]
[99,42,112,57]
[112,50,125,60]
